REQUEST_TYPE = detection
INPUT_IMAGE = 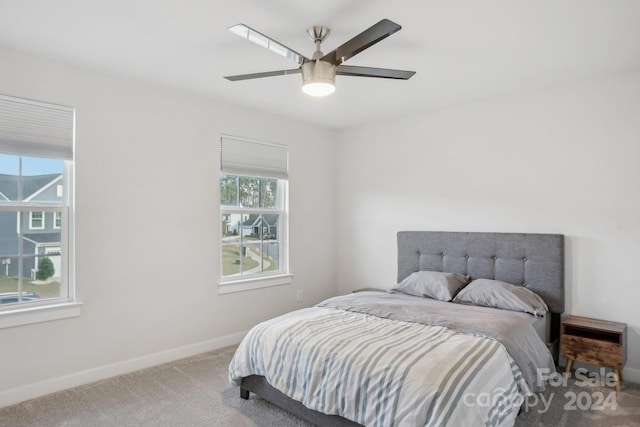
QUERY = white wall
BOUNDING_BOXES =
[0,47,337,406]
[335,71,640,382]
[2,43,639,407]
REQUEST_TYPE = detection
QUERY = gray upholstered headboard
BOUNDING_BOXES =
[397,231,565,314]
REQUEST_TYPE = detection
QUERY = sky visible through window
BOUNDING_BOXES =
[0,154,63,175]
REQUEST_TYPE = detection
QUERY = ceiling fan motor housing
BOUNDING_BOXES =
[301,61,336,85]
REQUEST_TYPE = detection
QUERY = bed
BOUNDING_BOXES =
[229,231,564,426]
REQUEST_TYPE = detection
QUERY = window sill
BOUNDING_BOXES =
[219,274,293,295]
[0,301,83,329]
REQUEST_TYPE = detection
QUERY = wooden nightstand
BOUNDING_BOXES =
[561,315,626,391]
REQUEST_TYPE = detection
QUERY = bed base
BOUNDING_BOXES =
[240,375,362,427]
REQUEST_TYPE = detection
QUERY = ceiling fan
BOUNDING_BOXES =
[224,19,416,97]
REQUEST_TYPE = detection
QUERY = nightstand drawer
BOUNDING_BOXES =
[561,334,624,366]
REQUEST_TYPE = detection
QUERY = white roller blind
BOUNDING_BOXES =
[0,94,74,160]
[221,136,288,179]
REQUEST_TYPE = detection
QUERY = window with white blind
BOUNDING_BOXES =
[220,135,290,293]
[0,94,79,328]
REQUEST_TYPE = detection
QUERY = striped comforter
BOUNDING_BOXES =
[229,304,528,427]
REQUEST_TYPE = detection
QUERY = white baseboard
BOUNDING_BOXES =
[0,330,247,409]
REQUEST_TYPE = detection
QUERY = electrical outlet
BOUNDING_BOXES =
[296,289,303,302]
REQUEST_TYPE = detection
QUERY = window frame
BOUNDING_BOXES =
[219,176,290,292]
[219,136,291,294]
[0,95,80,328]
[0,159,73,300]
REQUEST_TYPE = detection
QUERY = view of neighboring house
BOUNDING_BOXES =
[222,213,279,240]
[241,214,278,239]
[0,173,63,280]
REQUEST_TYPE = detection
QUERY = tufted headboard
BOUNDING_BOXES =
[397,231,565,314]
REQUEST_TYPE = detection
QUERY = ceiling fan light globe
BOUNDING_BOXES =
[302,81,335,97]
[301,61,336,97]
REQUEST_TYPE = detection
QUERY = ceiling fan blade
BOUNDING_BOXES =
[320,19,401,65]
[224,68,302,81]
[337,65,415,80]
[228,24,310,65]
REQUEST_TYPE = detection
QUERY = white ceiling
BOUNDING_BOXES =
[1,0,639,129]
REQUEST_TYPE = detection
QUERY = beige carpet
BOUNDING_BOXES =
[0,345,638,426]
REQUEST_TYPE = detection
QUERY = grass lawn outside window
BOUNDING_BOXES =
[0,276,61,299]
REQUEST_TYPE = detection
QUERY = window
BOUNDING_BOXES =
[54,211,62,229]
[29,211,45,229]
[0,94,78,326]
[220,136,289,292]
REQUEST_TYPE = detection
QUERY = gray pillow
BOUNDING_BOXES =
[453,278,548,317]
[390,271,470,301]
